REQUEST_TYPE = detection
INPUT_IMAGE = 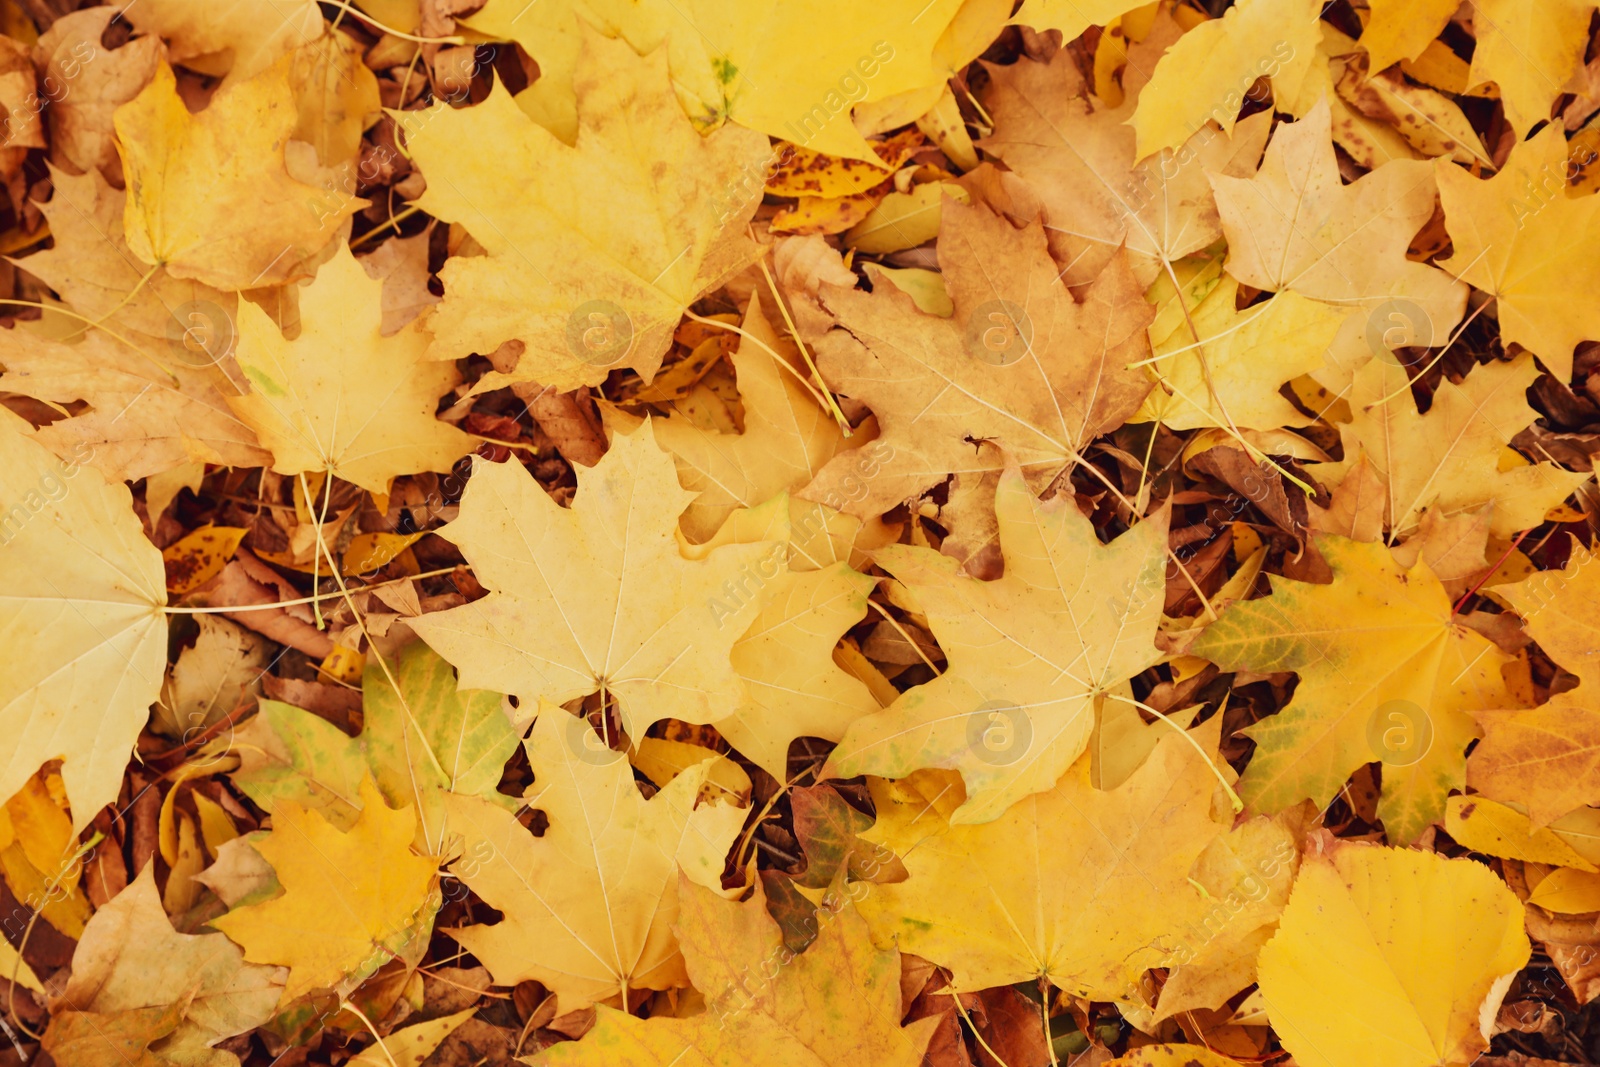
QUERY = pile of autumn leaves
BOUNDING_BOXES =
[7,0,1600,1064]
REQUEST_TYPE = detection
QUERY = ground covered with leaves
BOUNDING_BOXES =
[7,0,1600,1064]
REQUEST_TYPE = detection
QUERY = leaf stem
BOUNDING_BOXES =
[341,999,400,1067]
[951,988,1010,1067]
[680,309,838,419]
[350,204,424,249]
[1039,978,1061,1067]
[1103,692,1244,812]
[60,263,160,343]
[753,249,853,435]
[866,599,941,675]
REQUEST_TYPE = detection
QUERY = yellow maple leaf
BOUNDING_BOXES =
[1130,0,1322,160]
[1209,97,1467,339]
[0,419,167,831]
[410,422,781,738]
[1468,0,1595,135]
[531,876,937,1066]
[443,705,745,1009]
[211,777,438,1002]
[18,165,234,344]
[1312,355,1590,539]
[853,722,1229,1006]
[1436,123,1600,382]
[1360,0,1458,74]
[114,60,362,290]
[226,242,472,495]
[825,463,1169,824]
[1258,836,1529,1067]
[681,494,881,781]
[1191,536,1516,843]
[1136,271,1349,431]
[398,30,770,390]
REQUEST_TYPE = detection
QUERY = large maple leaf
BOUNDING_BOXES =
[211,777,438,1002]
[854,724,1228,1007]
[1208,98,1467,340]
[1436,124,1600,382]
[1191,536,1517,843]
[1312,355,1589,539]
[226,243,472,495]
[442,705,745,1009]
[0,419,168,831]
[410,422,781,738]
[114,60,360,290]
[800,199,1152,519]
[398,30,770,390]
[533,876,938,1066]
[824,463,1169,824]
